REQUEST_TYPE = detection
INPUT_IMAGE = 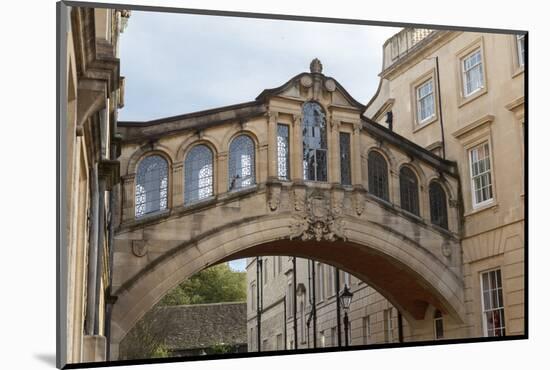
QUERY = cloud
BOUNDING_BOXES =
[119,10,400,121]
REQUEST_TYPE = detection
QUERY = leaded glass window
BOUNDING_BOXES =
[368,151,389,201]
[399,167,419,215]
[228,135,255,190]
[302,102,327,182]
[184,144,213,204]
[340,132,351,186]
[429,182,448,229]
[481,269,506,337]
[462,49,484,96]
[135,155,168,218]
[277,124,290,180]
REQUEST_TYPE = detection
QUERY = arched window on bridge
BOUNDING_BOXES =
[429,181,448,229]
[135,155,168,218]
[228,135,255,191]
[184,144,213,204]
[368,151,389,201]
[302,101,327,182]
[399,166,419,215]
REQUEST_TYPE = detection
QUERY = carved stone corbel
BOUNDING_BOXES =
[293,186,306,212]
[267,182,282,211]
[331,188,344,216]
[353,190,365,216]
[132,240,148,257]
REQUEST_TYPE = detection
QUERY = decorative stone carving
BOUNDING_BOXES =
[310,58,323,74]
[300,75,313,88]
[331,188,344,216]
[132,240,148,257]
[268,183,282,211]
[353,191,365,216]
[441,240,452,257]
[324,78,336,92]
[289,189,346,242]
[449,199,459,208]
[293,186,306,212]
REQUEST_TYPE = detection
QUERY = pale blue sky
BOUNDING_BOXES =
[228,259,247,272]
[118,10,400,121]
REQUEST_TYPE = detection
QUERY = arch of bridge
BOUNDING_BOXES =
[110,182,464,354]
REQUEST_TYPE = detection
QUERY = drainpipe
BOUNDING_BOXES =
[93,177,106,335]
[283,296,287,350]
[435,56,446,159]
[84,165,99,336]
[293,257,298,349]
[256,257,262,352]
[312,260,317,348]
[335,268,342,347]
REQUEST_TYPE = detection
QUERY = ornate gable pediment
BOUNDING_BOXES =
[256,59,366,111]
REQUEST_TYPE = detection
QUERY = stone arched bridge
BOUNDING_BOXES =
[110,60,465,357]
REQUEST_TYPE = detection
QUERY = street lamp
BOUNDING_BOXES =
[339,284,353,346]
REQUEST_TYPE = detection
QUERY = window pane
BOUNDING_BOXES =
[481,269,506,337]
[277,124,290,180]
[400,167,419,215]
[340,132,352,185]
[429,182,448,229]
[228,135,255,190]
[368,151,389,201]
[302,102,327,181]
[135,155,168,217]
[184,145,213,204]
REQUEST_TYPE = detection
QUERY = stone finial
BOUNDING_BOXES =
[310,58,323,74]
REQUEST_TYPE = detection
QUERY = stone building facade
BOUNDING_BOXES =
[112,53,467,358]
[247,28,524,349]
[61,4,129,365]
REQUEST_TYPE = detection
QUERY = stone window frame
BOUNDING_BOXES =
[456,37,489,108]
[511,33,525,77]
[468,141,494,208]
[410,69,439,132]
[433,309,444,340]
[301,101,329,183]
[452,115,498,215]
[367,149,391,202]
[383,308,394,343]
[480,268,506,337]
[277,123,291,181]
[339,131,352,186]
[133,152,172,219]
[398,165,421,217]
[183,143,215,205]
[428,180,449,230]
[227,133,257,192]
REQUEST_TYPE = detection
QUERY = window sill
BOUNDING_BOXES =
[413,116,438,133]
[134,208,170,222]
[512,66,524,79]
[458,87,487,109]
[183,196,216,209]
[464,200,498,217]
